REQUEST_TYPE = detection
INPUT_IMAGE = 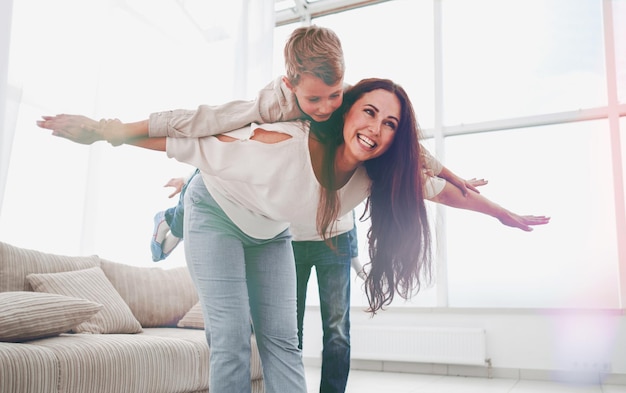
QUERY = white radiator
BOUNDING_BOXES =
[350,326,488,366]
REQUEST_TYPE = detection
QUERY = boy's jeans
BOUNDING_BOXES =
[165,168,200,238]
[293,233,351,393]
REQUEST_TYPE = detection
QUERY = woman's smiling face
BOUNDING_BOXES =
[342,89,401,163]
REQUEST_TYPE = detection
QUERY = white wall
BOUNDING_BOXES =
[0,0,274,267]
[302,306,626,383]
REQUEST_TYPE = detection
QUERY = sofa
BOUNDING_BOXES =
[0,241,264,393]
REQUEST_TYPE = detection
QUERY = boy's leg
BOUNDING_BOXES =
[151,208,174,262]
[292,240,314,350]
[151,170,199,262]
[348,213,358,258]
[314,233,352,393]
[347,222,366,280]
[169,169,199,239]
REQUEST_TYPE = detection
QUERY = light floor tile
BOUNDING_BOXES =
[408,375,518,393]
[603,386,626,393]
[304,366,624,393]
[510,379,602,393]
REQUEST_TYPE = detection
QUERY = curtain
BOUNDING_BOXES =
[0,0,15,211]
[0,0,276,263]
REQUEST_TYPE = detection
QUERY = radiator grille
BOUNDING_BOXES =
[350,326,487,366]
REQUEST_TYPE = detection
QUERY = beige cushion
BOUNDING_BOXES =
[100,260,198,327]
[25,333,203,393]
[0,241,100,292]
[0,342,59,391]
[177,302,204,329]
[27,267,142,334]
[0,291,103,342]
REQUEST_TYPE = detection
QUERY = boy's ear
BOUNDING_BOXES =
[282,76,296,92]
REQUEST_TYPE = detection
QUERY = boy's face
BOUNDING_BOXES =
[283,74,344,122]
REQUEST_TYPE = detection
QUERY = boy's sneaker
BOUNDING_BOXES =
[151,211,170,262]
[162,233,182,257]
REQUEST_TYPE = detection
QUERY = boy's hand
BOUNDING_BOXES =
[436,166,487,196]
[164,177,186,198]
[449,175,488,196]
[37,114,103,145]
[465,177,488,193]
[98,118,127,146]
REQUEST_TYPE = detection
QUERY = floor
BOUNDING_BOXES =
[304,366,626,393]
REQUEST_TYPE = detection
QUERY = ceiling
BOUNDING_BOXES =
[274,0,392,25]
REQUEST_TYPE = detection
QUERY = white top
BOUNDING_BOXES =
[166,120,444,241]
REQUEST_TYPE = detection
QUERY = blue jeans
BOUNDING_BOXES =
[184,175,306,393]
[165,168,199,238]
[347,220,358,258]
[293,233,351,393]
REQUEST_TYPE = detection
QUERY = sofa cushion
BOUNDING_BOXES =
[27,267,142,334]
[141,327,264,383]
[0,342,59,393]
[26,332,204,393]
[100,259,199,327]
[0,292,103,342]
[0,241,100,292]
[177,302,204,329]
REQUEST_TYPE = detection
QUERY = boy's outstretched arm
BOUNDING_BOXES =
[36,77,300,146]
[428,181,550,231]
[37,115,151,145]
[420,147,487,196]
[37,115,166,151]
[437,166,487,196]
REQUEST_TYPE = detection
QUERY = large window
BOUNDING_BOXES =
[446,120,620,308]
[1,0,247,264]
[2,0,623,310]
[442,0,607,124]
[283,0,625,309]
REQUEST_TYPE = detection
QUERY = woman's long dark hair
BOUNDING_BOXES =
[311,78,433,314]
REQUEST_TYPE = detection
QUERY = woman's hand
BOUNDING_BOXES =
[37,114,104,145]
[496,212,551,232]
[430,181,551,231]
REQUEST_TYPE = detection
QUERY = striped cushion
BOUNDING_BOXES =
[0,241,100,292]
[28,333,202,393]
[140,328,264,382]
[0,292,102,342]
[177,302,204,329]
[100,259,198,327]
[27,267,142,334]
[0,342,59,393]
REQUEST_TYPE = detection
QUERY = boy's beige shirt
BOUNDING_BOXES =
[149,76,301,139]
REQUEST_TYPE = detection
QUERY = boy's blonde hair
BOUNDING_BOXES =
[283,25,345,86]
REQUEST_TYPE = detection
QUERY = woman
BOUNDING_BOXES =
[37,78,548,393]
